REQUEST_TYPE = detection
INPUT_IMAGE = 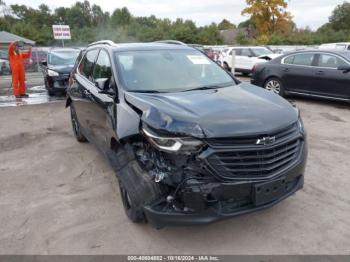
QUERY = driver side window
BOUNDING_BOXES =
[93,50,112,81]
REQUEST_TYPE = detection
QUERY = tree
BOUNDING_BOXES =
[235,30,253,45]
[111,7,132,28]
[217,19,236,30]
[242,0,293,39]
[329,2,350,31]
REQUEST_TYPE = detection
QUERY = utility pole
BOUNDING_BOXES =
[59,17,64,47]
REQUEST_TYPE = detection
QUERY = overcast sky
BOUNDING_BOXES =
[4,0,346,30]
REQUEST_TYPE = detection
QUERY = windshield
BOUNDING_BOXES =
[115,49,235,93]
[251,48,273,56]
[48,50,79,66]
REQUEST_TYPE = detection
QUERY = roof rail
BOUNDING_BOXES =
[88,40,115,47]
[154,40,187,46]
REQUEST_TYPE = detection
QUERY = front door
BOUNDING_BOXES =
[87,49,116,151]
[73,49,99,135]
[312,53,350,99]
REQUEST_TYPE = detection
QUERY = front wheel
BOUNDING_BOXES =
[264,78,284,96]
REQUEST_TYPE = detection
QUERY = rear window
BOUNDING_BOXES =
[284,53,315,66]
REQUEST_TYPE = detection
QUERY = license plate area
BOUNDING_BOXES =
[253,178,288,206]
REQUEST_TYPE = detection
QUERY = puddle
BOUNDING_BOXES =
[0,92,65,107]
[28,85,46,92]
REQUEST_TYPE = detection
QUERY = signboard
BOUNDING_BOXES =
[52,25,71,40]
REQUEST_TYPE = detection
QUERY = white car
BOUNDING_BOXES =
[319,42,350,51]
[219,46,281,75]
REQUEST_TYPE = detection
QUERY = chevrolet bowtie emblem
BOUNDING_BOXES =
[256,136,276,145]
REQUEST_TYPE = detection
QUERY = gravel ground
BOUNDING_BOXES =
[0,73,350,255]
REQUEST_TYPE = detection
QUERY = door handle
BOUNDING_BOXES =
[282,68,289,72]
[316,70,325,76]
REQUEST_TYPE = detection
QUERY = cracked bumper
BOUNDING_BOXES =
[143,150,306,228]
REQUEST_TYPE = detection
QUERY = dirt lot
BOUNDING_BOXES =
[0,71,350,254]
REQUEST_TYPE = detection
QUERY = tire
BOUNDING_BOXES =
[264,77,285,96]
[70,105,88,143]
[44,79,55,96]
[111,145,162,224]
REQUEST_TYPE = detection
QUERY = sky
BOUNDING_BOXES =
[3,0,346,30]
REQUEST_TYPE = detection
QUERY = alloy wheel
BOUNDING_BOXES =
[265,80,281,94]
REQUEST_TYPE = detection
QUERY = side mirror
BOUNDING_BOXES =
[41,61,47,67]
[95,78,116,97]
[95,78,110,90]
[337,65,350,73]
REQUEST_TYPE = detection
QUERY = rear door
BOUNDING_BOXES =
[238,48,254,70]
[227,48,241,68]
[280,53,317,93]
[313,53,350,99]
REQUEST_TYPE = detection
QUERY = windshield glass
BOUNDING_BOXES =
[48,50,79,66]
[115,49,235,92]
[251,48,273,56]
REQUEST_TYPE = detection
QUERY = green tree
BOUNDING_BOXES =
[217,19,236,30]
[111,7,132,28]
[329,2,350,31]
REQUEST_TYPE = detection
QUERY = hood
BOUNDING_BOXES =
[257,54,281,61]
[125,83,299,138]
[48,64,74,74]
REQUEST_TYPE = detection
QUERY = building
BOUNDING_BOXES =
[0,31,35,53]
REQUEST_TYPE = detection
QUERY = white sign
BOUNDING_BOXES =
[187,55,211,65]
[52,25,71,40]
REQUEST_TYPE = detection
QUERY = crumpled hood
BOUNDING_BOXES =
[48,64,74,74]
[125,83,298,138]
[257,54,281,61]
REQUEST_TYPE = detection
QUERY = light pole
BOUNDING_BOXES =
[59,17,65,47]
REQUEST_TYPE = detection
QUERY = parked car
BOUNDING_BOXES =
[0,58,10,75]
[41,48,80,96]
[219,46,281,75]
[251,50,350,102]
[25,48,48,71]
[67,40,307,228]
[203,47,216,60]
[319,42,350,51]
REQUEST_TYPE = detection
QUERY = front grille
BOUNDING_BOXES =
[204,124,303,180]
[206,123,298,147]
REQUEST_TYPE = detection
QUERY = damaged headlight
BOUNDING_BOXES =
[142,126,203,153]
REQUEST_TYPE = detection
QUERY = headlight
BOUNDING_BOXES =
[48,69,59,77]
[142,127,203,153]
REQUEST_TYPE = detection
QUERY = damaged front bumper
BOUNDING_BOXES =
[143,152,306,228]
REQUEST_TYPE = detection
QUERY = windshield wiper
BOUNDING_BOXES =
[182,85,221,92]
[128,90,165,93]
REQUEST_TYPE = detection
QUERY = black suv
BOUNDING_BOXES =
[66,40,307,228]
[41,48,80,96]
